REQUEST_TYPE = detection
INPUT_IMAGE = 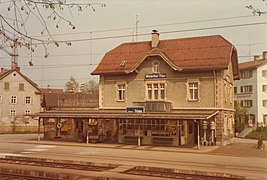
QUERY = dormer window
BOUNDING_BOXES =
[152,61,159,73]
[120,60,127,68]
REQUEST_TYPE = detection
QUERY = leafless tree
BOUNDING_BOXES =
[246,0,267,16]
[0,0,105,64]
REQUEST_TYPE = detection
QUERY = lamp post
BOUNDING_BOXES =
[210,121,216,146]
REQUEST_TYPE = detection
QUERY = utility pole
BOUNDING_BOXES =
[135,14,139,42]
[0,39,19,69]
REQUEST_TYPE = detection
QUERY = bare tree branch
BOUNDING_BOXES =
[0,0,105,64]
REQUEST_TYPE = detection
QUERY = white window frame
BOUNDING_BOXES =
[10,96,17,104]
[240,70,252,79]
[117,83,126,101]
[240,85,253,93]
[187,81,199,101]
[241,100,253,107]
[24,96,32,104]
[25,109,31,115]
[146,82,166,101]
[10,109,16,116]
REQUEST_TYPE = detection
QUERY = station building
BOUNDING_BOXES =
[36,31,239,146]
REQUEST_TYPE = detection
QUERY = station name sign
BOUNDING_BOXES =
[126,107,145,113]
[145,73,167,79]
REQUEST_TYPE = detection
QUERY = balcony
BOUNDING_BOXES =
[133,101,172,112]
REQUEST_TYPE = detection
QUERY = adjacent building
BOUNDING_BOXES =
[0,64,41,133]
[234,52,267,127]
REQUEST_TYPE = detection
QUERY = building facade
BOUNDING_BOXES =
[234,52,267,127]
[35,32,239,146]
[0,65,41,133]
[89,31,239,146]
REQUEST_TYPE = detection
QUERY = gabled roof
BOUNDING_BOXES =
[91,35,238,76]
[239,59,267,71]
[0,68,41,92]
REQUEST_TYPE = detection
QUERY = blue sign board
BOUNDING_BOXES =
[126,107,145,113]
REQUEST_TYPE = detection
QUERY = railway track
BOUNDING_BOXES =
[0,172,60,180]
[0,156,245,180]
[125,166,245,180]
[0,156,115,172]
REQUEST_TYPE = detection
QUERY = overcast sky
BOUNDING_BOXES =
[0,0,267,89]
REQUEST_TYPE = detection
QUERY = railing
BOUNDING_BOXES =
[133,101,172,112]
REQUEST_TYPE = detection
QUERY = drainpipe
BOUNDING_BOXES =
[213,70,217,108]
[37,118,41,142]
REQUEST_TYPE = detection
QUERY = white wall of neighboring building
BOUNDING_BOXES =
[257,63,267,125]
[234,56,267,126]
[0,70,41,127]
[234,69,257,123]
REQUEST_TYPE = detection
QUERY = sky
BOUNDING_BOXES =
[0,0,267,89]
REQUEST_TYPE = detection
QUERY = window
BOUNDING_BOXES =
[152,61,159,73]
[10,109,16,116]
[234,87,237,94]
[240,70,252,79]
[146,83,165,100]
[4,82,9,90]
[25,109,31,115]
[19,83,24,91]
[188,82,199,101]
[240,85,253,93]
[263,100,267,107]
[224,114,228,135]
[263,70,267,78]
[241,100,253,107]
[263,85,267,92]
[24,96,32,104]
[10,96,17,104]
[117,84,126,101]
[0,96,2,104]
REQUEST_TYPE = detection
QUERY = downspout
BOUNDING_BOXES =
[213,70,217,108]
[213,70,217,145]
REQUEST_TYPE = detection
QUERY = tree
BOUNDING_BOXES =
[246,0,267,16]
[234,101,247,120]
[64,76,79,93]
[84,79,99,94]
[234,101,248,132]
[0,0,105,64]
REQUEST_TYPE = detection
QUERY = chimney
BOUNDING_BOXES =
[254,55,260,61]
[263,51,267,60]
[151,30,159,48]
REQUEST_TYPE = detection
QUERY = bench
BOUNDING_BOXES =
[124,136,143,144]
[152,137,173,145]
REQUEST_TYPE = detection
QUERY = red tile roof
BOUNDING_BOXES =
[239,59,267,71]
[91,35,238,75]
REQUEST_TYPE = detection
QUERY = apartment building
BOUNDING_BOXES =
[234,52,267,127]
